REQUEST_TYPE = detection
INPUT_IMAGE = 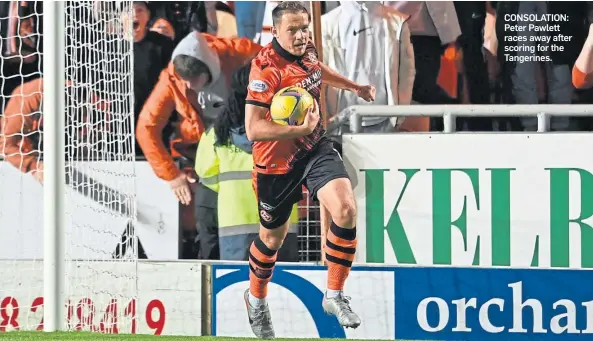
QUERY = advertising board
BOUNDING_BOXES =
[0,161,179,260]
[395,267,593,341]
[212,263,593,340]
[0,260,201,335]
[343,133,593,268]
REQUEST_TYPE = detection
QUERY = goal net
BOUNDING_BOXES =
[0,0,137,333]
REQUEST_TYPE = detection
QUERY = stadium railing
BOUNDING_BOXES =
[342,104,593,133]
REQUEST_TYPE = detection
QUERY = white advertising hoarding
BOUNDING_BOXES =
[0,260,201,335]
[343,133,593,268]
[0,161,179,260]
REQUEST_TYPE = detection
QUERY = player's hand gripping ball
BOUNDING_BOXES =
[270,86,315,126]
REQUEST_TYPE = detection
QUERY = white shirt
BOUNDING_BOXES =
[337,1,389,126]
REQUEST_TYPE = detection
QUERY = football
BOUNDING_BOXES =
[269,86,315,126]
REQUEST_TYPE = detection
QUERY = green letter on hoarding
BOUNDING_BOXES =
[361,168,419,263]
[428,168,480,265]
[488,168,515,266]
[548,168,593,268]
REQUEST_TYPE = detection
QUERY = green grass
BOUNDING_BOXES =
[0,332,419,341]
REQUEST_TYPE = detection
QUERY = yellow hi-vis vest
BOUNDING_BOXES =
[195,129,298,237]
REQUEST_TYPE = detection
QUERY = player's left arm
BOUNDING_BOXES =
[319,62,376,102]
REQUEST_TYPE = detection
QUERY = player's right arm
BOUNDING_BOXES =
[246,104,318,141]
[245,66,318,141]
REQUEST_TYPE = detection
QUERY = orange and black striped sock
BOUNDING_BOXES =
[249,237,278,299]
[326,222,357,291]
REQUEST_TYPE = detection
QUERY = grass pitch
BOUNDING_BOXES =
[0,332,419,341]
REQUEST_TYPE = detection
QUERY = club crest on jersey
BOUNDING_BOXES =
[249,80,269,93]
[307,52,318,64]
[260,210,273,222]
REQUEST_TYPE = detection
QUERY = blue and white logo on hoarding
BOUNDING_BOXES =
[212,264,344,338]
[211,264,395,339]
[394,267,593,341]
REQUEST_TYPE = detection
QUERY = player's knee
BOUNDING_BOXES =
[332,200,357,228]
[259,222,289,250]
[259,232,284,251]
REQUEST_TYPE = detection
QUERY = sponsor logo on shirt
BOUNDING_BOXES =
[249,80,269,93]
[294,69,322,92]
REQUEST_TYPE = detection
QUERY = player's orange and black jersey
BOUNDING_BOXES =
[246,38,325,175]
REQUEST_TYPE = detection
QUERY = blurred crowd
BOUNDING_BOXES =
[2,1,593,262]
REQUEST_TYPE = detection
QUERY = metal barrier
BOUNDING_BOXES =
[343,104,593,133]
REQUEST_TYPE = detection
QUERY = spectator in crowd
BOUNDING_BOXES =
[387,1,461,107]
[128,1,175,157]
[150,2,214,44]
[1,78,107,182]
[0,1,42,110]
[321,1,416,133]
[150,17,176,40]
[494,2,588,131]
[204,1,220,35]
[195,63,298,261]
[1,78,44,181]
[573,24,593,89]
[215,2,238,38]
[453,1,492,131]
[234,1,267,40]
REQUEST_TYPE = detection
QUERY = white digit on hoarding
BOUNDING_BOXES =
[0,296,166,335]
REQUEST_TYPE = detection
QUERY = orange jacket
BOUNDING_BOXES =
[1,78,110,174]
[136,33,261,181]
[1,77,43,173]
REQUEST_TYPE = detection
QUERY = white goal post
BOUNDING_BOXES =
[39,0,137,332]
[43,0,65,332]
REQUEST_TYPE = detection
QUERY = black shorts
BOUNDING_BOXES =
[254,137,349,229]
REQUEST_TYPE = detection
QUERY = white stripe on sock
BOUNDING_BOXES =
[326,289,342,298]
[249,292,267,307]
